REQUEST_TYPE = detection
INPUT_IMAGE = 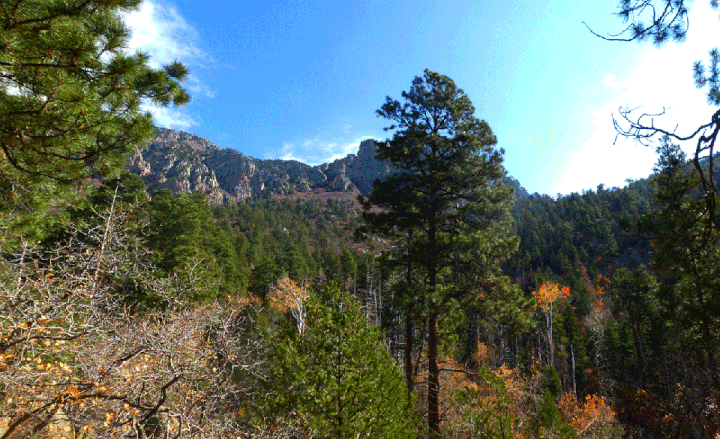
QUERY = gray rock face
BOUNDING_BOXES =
[126,128,525,203]
[126,130,226,203]
[346,139,395,196]
[313,139,396,196]
[126,129,392,202]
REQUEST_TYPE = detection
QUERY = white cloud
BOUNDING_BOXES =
[185,75,216,99]
[276,136,376,165]
[122,1,207,68]
[121,1,213,128]
[554,1,720,195]
[603,74,623,90]
[279,143,302,161]
[144,105,199,129]
[275,122,381,164]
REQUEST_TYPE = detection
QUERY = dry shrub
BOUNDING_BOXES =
[0,207,267,438]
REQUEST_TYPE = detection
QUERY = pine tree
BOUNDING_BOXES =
[614,137,720,435]
[266,283,419,438]
[147,190,247,300]
[644,138,720,389]
[0,0,188,242]
[361,70,523,435]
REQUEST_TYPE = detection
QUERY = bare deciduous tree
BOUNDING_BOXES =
[1,203,267,438]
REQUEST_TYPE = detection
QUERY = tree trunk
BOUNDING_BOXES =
[428,311,440,436]
[404,252,415,399]
[404,313,414,399]
[631,323,646,386]
[427,210,441,436]
[571,343,577,397]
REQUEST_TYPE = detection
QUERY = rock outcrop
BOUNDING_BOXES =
[126,128,525,203]
[127,129,393,202]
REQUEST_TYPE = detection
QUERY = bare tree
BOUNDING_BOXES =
[0,202,267,438]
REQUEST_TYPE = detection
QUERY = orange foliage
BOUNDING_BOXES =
[559,392,621,438]
[427,353,624,439]
[532,282,570,312]
[442,362,533,438]
[268,277,308,313]
[474,342,495,366]
[268,277,309,334]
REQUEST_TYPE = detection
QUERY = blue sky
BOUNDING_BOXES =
[122,0,720,196]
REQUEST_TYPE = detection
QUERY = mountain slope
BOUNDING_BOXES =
[126,128,395,203]
[126,128,527,203]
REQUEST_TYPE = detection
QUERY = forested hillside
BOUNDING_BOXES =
[3,1,720,438]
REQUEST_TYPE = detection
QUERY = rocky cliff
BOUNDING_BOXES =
[126,128,525,203]
[126,128,394,203]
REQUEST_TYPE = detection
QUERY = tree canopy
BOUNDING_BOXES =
[266,283,419,438]
[0,0,188,241]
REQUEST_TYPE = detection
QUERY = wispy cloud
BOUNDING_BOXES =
[145,106,199,130]
[553,1,720,195]
[279,143,300,161]
[603,74,623,90]
[122,1,207,68]
[121,1,214,128]
[275,136,376,165]
[273,122,381,164]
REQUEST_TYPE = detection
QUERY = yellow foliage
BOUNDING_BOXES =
[558,392,620,438]
[66,386,81,399]
[268,277,308,313]
[532,282,571,312]
[474,342,494,365]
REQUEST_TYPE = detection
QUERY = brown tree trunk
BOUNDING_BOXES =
[404,255,415,399]
[631,323,646,386]
[427,205,440,436]
[428,311,440,436]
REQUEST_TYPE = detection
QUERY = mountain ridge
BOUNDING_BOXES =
[126,128,529,203]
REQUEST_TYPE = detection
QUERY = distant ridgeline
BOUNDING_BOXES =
[126,128,528,203]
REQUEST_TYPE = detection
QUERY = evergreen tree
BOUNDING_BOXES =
[361,70,523,435]
[609,137,720,436]
[610,268,661,388]
[0,0,188,242]
[147,190,247,299]
[643,139,720,389]
[266,283,419,438]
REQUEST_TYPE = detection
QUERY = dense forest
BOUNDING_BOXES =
[4,0,720,438]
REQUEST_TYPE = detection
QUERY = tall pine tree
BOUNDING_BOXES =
[361,70,523,435]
